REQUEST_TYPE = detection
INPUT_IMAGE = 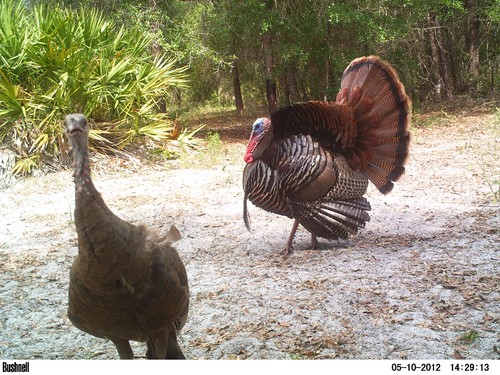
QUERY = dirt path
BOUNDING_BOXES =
[0,108,498,360]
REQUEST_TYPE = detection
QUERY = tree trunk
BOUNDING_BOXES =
[173,87,182,105]
[324,59,330,101]
[266,79,277,114]
[263,31,277,114]
[286,65,299,104]
[148,0,162,56]
[427,13,453,100]
[465,0,481,91]
[428,16,442,98]
[281,74,289,106]
[232,59,244,114]
[434,15,454,99]
[491,61,497,91]
[148,0,167,112]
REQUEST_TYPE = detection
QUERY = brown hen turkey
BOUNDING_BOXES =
[243,56,411,254]
[64,114,189,359]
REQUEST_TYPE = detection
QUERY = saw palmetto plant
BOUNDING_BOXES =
[0,0,188,175]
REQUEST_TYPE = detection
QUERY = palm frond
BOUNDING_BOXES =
[11,154,39,176]
[0,1,190,174]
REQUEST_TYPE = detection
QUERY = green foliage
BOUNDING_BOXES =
[176,125,205,150]
[2,0,499,176]
[37,0,499,112]
[459,330,479,344]
[0,0,187,174]
[206,131,223,164]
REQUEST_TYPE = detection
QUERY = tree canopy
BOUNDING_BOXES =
[1,0,499,174]
[32,0,499,108]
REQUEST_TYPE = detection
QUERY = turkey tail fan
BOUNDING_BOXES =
[336,56,411,194]
[292,198,371,240]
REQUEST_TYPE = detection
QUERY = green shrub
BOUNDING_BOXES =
[0,0,187,174]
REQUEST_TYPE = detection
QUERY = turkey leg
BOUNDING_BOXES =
[280,219,300,255]
[111,339,134,359]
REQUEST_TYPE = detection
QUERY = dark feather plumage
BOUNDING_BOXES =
[64,114,189,359]
[243,56,411,253]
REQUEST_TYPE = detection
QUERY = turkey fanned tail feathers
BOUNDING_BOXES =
[337,56,411,193]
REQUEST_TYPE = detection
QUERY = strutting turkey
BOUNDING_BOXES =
[64,114,189,359]
[243,56,411,255]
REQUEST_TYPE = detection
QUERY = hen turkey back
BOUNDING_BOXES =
[243,56,411,254]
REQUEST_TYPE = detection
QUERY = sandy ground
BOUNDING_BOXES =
[0,108,498,360]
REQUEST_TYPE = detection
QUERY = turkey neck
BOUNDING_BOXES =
[71,136,110,210]
[73,140,97,196]
[71,136,140,268]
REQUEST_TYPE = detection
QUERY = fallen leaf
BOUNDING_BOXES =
[452,349,466,359]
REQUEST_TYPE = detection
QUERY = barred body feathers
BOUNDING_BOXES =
[243,56,411,254]
[64,114,189,359]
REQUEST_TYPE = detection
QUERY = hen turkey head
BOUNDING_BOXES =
[64,113,90,151]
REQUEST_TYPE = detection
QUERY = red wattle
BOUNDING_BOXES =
[244,153,254,163]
